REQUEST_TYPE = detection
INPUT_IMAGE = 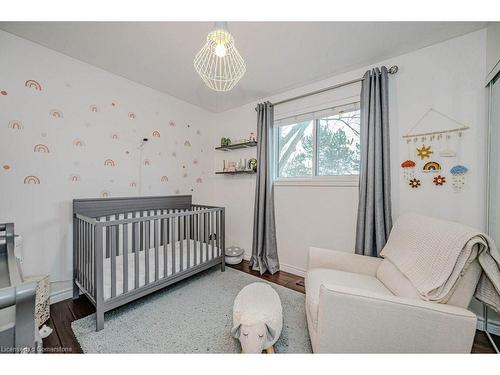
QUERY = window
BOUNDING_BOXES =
[275,103,360,183]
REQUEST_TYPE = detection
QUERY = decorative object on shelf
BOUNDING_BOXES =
[221,137,231,147]
[216,140,257,151]
[433,175,446,186]
[248,158,257,172]
[225,161,237,172]
[194,22,246,92]
[225,246,245,265]
[401,160,416,181]
[450,165,468,193]
[237,158,247,171]
[416,144,433,160]
[409,178,421,188]
[422,161,441,173]
[249,132,256,142]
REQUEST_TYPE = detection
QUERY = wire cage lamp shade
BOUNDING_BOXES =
[194,22,246,92]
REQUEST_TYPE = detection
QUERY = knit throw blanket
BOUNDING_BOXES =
[380,213,500,312]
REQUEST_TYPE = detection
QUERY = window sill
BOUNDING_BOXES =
[273,176,359,187]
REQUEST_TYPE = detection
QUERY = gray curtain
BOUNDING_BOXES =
[355,67,392,257]
[250,102,280,274]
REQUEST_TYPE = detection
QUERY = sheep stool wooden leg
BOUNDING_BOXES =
[266,346,275,354]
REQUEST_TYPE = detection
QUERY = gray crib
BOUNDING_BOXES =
[73,195,225,331]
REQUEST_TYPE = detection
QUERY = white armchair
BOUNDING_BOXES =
[305,247,480,353]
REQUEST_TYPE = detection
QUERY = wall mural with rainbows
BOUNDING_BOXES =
[0,29,215,286]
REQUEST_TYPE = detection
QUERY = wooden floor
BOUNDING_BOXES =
[43,260,499,354]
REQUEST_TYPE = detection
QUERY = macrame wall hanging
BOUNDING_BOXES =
[401,108,470,192]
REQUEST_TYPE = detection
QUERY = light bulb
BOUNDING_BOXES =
[215,44,227,57]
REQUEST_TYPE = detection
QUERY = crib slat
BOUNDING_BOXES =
[106,216,111,258]
[163,217,168,278]
[205,211,208,262]
[154,218,159,281]
[145,214,150,286]
[111,224,117,298]
[211,211,215,260]
[179,214,184,272]
[123,221,128,294]
[86,222,90,291]
[171,214,176,274]
[134,216,140,289]
[198,210,202,263]
[186,214,191,269]
[216,210,220,257]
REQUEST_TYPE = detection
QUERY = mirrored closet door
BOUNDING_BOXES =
[486,72,500,351]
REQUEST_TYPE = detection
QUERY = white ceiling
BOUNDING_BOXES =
[0,22,486,113]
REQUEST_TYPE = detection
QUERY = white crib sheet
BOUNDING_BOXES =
[103,239,218,300]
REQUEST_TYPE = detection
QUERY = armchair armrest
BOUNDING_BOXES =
[315,284,477,353]
[307,247,382,276]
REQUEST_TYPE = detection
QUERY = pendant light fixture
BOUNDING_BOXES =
[194,22,246,92]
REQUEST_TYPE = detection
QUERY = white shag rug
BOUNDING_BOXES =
[72,267,312,353]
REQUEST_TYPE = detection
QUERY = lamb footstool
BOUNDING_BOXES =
[231,282,283,353]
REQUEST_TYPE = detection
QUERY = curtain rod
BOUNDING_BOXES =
[270,65,399,107]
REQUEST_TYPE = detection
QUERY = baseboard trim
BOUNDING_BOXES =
[50,287,73,304]
[242,253,306,277]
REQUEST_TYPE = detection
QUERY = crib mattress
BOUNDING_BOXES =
[103,239,218,300]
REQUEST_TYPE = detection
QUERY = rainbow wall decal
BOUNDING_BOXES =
[69,174,81,182]
[25,80,42,91]
[89,105,99,113]
[184,141,191,147]
[50,109,63,118]
[422,161,442,172]
[73,139,85,147]
[128,112,136,119]
[24,175,40,184]
[100,191,110,198]
[33,144,50,153]
[169,121,176,127]
[111,133,119,140]
[152,130,160,138]
[129,182,137,187]
[8,121,23,130]
[3,165,11,171]
[143,159,151,166]
[196,177,203,184]
[161,176,168,182]
[104,159,116,167]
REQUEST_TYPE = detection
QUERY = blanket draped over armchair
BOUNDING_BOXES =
[380,213,500,312]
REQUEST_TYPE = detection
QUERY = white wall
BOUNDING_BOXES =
[0,31,217,301]
[214,29,488,276]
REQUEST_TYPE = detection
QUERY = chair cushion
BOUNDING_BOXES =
[305,268,393,328]
[376,259,420,299]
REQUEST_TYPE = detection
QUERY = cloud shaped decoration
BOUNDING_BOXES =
[450,165,468,175]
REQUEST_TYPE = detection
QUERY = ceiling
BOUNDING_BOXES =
[0,22,486,113]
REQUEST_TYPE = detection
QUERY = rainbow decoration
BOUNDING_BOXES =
[89,105,99,113]
[161,176,168,182]
[143,159,151,166]
[184,141,191,147]
[69,174,81,182]
[422,161,441,172]
[1,90,8,96]
[196,177,203,184]
[130,182,137,188]
[3,165,11,171]
[104,159,116,167]
[24,175,40,185]
[25,80,42,91]
[169,121,176,127]
[33,144,50,153]
[128,112,136,119]
[8,121,23,130]
[152,130,161,138]
[111,133,119,140]
[100,191,110,198]
[50,109,64,118]
[73,139,85,147]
